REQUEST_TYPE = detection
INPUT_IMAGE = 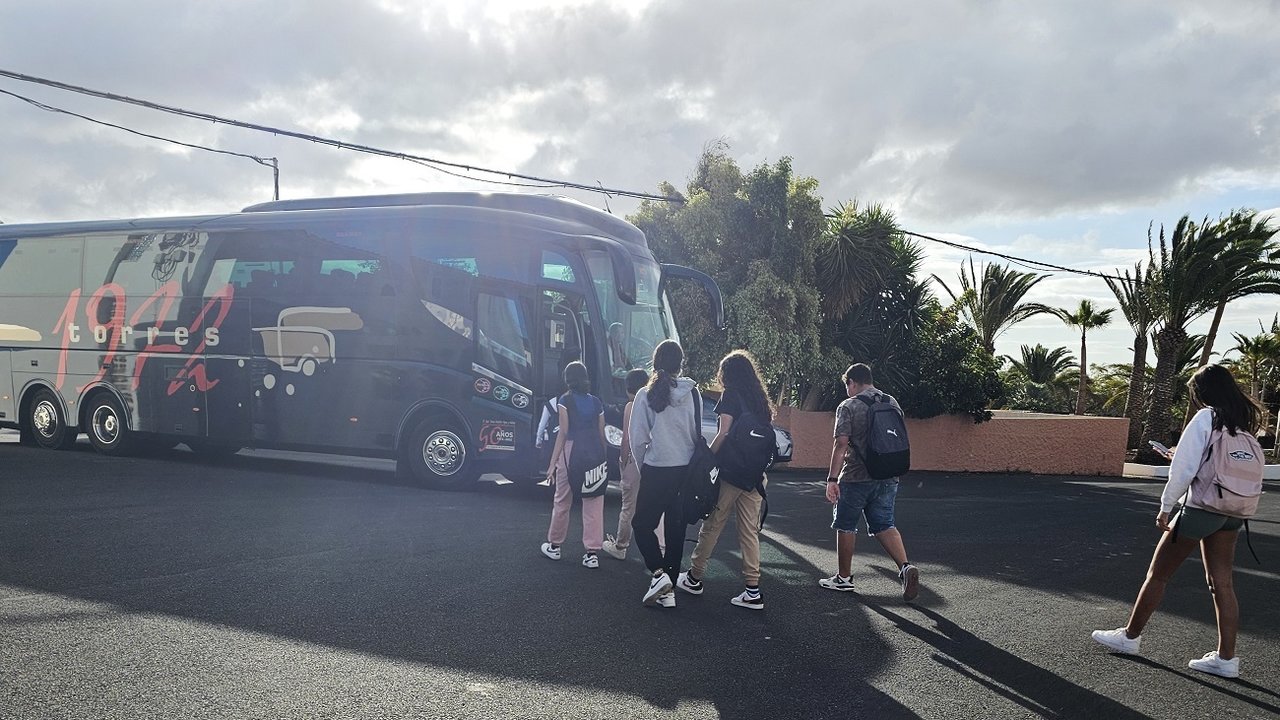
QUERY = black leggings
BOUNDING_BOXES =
[632,463,690,583]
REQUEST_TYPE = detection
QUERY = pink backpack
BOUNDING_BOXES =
[1191,426,1265,519]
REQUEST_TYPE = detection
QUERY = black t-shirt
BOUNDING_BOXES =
[713,387,746,420]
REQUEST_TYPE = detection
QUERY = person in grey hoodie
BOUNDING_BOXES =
[628,340,700,608]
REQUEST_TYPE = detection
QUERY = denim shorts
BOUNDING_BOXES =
[832,479,898,535]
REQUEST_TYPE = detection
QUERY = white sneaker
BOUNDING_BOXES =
[602,537,627,561]
[582,552,599,569]
[676,571,704,595]
[540,542,561,561]
[643,571,673,606]
[730,590,764,610]
[1188,651,1240,678]
[818,574,856,592]
[1091,627,1141,655]
[656,591,676,608]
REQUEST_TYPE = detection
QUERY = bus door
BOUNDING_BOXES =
[534,286,585,468]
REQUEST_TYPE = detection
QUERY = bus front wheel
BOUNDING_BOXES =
[401,418,477,491]
[84,393,135,456]
[26,389,78,450]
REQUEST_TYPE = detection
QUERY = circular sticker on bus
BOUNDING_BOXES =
[493,385,511,402]
[474,378,492,395]
[511,393,529,409]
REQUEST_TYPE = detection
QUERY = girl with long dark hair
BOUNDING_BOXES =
[628,340,700,608]
[678,350,775,610]
[1091,364,1263,678]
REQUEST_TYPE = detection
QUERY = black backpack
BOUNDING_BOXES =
[681,389,720,525]
[717,410,775,490]
[859,393,910,480]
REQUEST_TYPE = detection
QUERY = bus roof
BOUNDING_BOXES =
[0,192,649,249]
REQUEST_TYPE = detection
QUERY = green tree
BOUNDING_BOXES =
[1230,331,1280,399]
[1053,299,1115,415]
[1008,344,1077,384]
[1195,210,1280,367]
[1104,262,1157,448]
[630,145,824,389]
[934,259,1053,355]
[1137,216,1230,462]
[1001,344,1077,414]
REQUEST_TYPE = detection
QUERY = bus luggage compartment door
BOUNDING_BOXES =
[0,352,13,423]
[143,357,207,437]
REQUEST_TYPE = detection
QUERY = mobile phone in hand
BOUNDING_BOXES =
[1148,440,1172,459]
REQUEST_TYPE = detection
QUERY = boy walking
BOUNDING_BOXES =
[819,363,920,601]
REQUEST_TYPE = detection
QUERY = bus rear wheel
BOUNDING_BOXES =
[26,388,78,450]
[84,393,135,456]
[401,418,477,491]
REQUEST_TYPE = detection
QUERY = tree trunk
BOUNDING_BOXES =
[1124,333,1148,450]
[1198,300,1227,366]
[1075,328,1088,415]
[1136,325,1188,464]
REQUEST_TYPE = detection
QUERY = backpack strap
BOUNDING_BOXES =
[691,387,703,445]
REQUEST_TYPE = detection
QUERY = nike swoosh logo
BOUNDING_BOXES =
[749,430,768,438]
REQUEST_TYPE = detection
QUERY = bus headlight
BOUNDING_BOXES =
[605,424,623,448]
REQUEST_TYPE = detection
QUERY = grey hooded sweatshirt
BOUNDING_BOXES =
[629,376,699,468]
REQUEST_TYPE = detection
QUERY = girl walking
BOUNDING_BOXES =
[628,340,699,608]
[540,361,607,568]
[678,350,774,610]
[603,368,668,561]
[1091,364,1264,678]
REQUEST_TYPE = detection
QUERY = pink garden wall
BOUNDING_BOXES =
[775,407,1129,477]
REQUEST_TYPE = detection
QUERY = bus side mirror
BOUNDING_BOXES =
[660,264,725,330]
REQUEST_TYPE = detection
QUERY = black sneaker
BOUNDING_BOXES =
[899,564,920,602]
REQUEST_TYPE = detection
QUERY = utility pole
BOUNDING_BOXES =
[253,156,280,200]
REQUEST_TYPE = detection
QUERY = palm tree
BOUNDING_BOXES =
[1104,262,1157,448]
[1002,344,1077,413]
[802,200,918,409]
[1008,344,1076,384]
[1195,210,1280,367]
[1054,299,1115,414]
[1231,331,1280,399]
[933,259,1053,355]
[1137,216,1231,462]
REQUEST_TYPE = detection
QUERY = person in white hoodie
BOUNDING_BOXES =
[628,340,699,608]
[1091,364,1262,679]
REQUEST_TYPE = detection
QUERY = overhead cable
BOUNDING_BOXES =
[901,229,1127,281]
[0,68,680,203]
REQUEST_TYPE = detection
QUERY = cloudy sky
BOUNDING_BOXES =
[2,1,1278,368]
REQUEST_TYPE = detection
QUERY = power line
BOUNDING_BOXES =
[901,229,1127,281]
[0,87,279,200]
[0,68,681,203]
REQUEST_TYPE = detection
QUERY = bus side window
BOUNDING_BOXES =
[476,293,532,387]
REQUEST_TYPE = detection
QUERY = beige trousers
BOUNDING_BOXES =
[688,478,765,585]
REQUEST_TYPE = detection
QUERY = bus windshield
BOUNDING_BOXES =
[584,251,679,375]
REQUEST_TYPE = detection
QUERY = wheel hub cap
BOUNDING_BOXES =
[92,406,119,445]
[32,401,57,437]
[423,431,464,476]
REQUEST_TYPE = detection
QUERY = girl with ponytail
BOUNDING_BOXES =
[627,339,701,608]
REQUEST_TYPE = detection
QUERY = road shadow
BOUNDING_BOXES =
[0,442,915,719]
[862,603,1157,719]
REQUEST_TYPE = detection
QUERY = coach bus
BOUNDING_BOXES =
[0,192,723,488]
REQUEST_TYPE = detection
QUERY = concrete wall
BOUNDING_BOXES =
[775,407,1129,477]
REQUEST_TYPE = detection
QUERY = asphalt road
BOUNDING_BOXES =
[2,430,1278,720]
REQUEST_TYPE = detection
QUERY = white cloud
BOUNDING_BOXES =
[2,0,1279,367]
